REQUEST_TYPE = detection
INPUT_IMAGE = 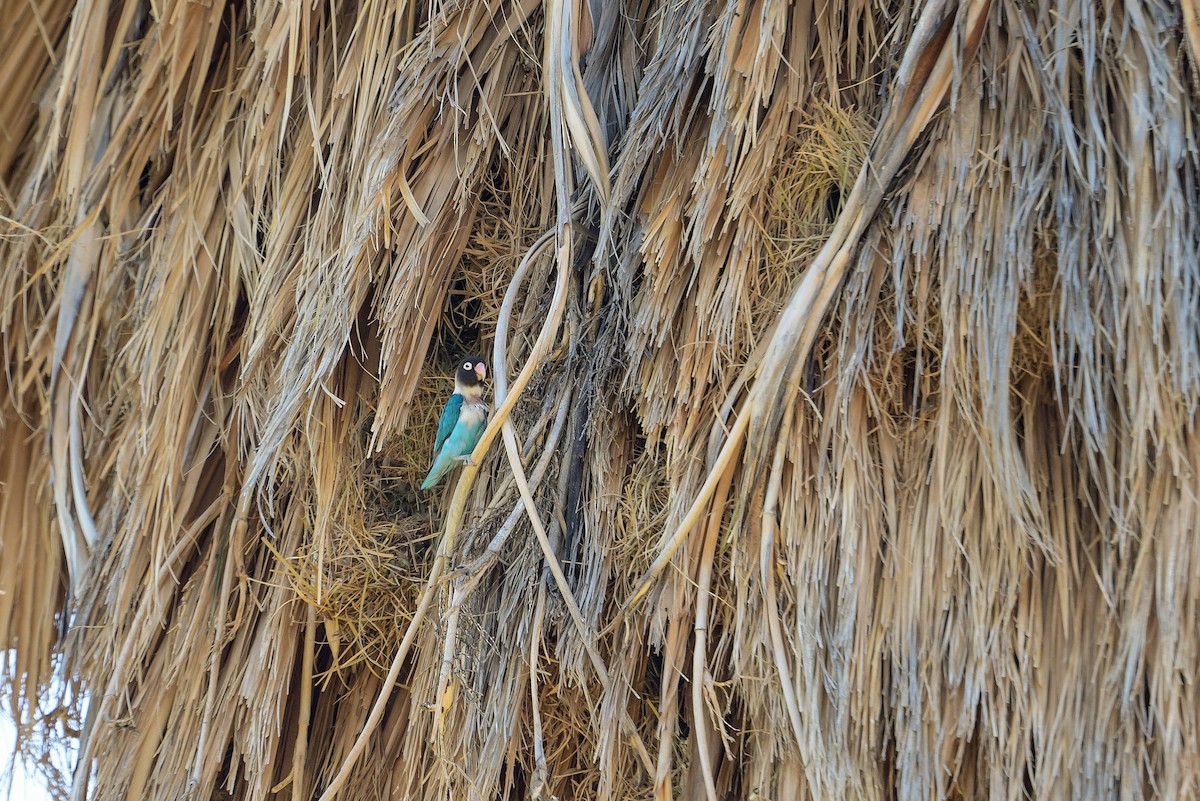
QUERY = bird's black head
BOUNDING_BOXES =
[455,356,487,389]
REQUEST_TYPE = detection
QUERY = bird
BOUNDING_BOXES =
[421,356,488,490]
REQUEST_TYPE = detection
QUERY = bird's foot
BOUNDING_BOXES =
[453,455,477,467]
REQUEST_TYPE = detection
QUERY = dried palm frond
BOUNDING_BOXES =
[1,1,1199,800]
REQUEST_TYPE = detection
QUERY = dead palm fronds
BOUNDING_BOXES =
[1,1,1199,800]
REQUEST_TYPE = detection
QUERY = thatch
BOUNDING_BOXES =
[2,0,1199,799]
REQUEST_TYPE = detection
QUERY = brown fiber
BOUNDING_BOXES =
[1,1,1198,800]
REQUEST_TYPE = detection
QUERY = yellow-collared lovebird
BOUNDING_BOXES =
[421,356,488,490]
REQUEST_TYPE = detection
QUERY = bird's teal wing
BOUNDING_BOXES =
[433,394,463,457]
[442,413,486,458]
[421,411,487,490]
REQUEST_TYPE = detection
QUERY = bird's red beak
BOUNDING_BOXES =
[474,362,487,381]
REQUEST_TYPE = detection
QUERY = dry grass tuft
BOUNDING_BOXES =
[1010,230,1060,396]
[290,513,436,677]
[614,446,672,583]
[766,102,874,279]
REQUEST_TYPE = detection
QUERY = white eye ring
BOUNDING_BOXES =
[463,361,472,370]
